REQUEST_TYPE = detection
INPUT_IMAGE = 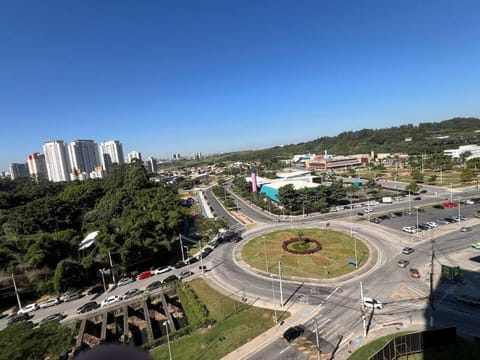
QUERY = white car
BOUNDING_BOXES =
[466,200,475,205]
[117,277,135,286]
[363,297,383,310]
[402,226,417,234]
[153,266,173,275]
[364,208,373,213]
[101,296,121,307]
[17,303,39,314]
[39,297,60,308]
[426,222,438,228]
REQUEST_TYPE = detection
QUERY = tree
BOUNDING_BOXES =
[277,184,298,211]
[411,169,424,183]
[459,151,472,168]
[460,168,475,183]
[53,259,86,292]
[405,181,419,193]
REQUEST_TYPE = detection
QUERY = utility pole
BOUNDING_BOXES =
[270,275,278,323]
[179,234,185,263]
[100,269,107,292]
[360,282,367,337]
[279,261,284,307]
[429,240,435,328]
[11,274,22,310]
[314,319,321,359]
[263,236,269,272]
[108,251,116,284]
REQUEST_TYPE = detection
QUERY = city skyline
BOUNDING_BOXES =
[1,1,480,170]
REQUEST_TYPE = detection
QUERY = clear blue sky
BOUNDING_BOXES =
[1,0,480,171]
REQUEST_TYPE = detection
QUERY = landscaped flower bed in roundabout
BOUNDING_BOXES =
[241,228,369,279]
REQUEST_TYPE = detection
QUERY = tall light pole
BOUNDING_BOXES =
[163,320,172,360]
[263,236,269,272]
[108,251,116,284]
[416,207,419,237]
[100,268,107,292]
[11,274,22,310]
[278,261,284,307]
[458,196,461,227]
[450,184,453,203]
[408,190,411,213]
[270,274,278,323]
[314,319,321,359]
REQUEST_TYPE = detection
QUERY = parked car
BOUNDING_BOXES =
[86,285,105,295]
[402,226,417,234]
[426,222,438,228]
[122,288,142,300]
[418,224,430,231]
[153,266,173,275]
[283,326,305,342]
[471,242,480,250]
[60,291,81,302]
[100,295,120,307]
[76,301,99,314]
[136,271,152,281]
[413,197,421,201]
[39,297,60,309]
[409,268,421,278]
[433,204,444,209]
[17,303,39,314]
[364,208,373,213]
[402,247,414,255]
[363,297,383,309]
[460,227,472,232]
[437,218,450,225]
[38,313,66,327]
[7,312,31,325]
[465,200,475,205]
[163,274,178,284]
[117,277,135,286]
[179,270,194,279]
[145,281,163,291]
[397,260,410,268]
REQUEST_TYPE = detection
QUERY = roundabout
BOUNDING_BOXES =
[241,228,369,279]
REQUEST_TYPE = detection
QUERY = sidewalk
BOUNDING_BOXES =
[221,303,317,360]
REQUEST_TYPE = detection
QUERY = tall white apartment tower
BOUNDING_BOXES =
[126,150,142,163]
[43,140,70,182]
[100,140,124,173]
[68,140,101,175]
[27,153,48,181]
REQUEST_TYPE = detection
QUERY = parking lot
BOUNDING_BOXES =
[365,199,480,234]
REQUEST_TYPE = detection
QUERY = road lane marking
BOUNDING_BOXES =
[279,345,291,354]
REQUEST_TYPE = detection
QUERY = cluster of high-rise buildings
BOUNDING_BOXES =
[8,139,142,182]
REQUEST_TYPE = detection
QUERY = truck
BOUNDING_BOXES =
[382,196,393,204]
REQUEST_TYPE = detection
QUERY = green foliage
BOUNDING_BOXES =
[460,168,475,182]
[176,283,209,326]
[411,169,424,183]
[0,321,73,360]
[53,259,87,293]
[405,181,419,193]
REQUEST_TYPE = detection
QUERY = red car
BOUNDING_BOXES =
[443,202,458,208]
[409,268,421,278]
[136,271,152,281]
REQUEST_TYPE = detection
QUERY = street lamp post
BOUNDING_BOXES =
[263,236,269,272]
[100,268,107,292]
[163,321,172,360]
[416,207,419,237]
[408,191,411,213]
[270,274,278,323]
[11,274,22,310]
[458,196,461,227]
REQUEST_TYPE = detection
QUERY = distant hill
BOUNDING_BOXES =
[215,117,480,162]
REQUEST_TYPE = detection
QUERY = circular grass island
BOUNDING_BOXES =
[241,228,369,279]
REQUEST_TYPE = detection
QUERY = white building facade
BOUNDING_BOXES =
[100,140,124,173]
[43,140,71,182]
[68,140,101,175]
[27,153,48,181]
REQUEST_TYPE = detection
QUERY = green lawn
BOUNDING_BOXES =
[151,278,286,360]
[348,332,412,360]
[241,229,369,278]
[349,334,480,360]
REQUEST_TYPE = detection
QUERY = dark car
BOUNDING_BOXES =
[145,281,162,291]
[86,285,104,296]
[76,301,99,314]
[122,288,142,300]
[163,274,178,284]
[174,261,186,269]
[179,270,194,279]
[38,313,66,326]
[7,312,31,326]
[433,204,444,209]
[283,326,304,342]
[413,196,421,200]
